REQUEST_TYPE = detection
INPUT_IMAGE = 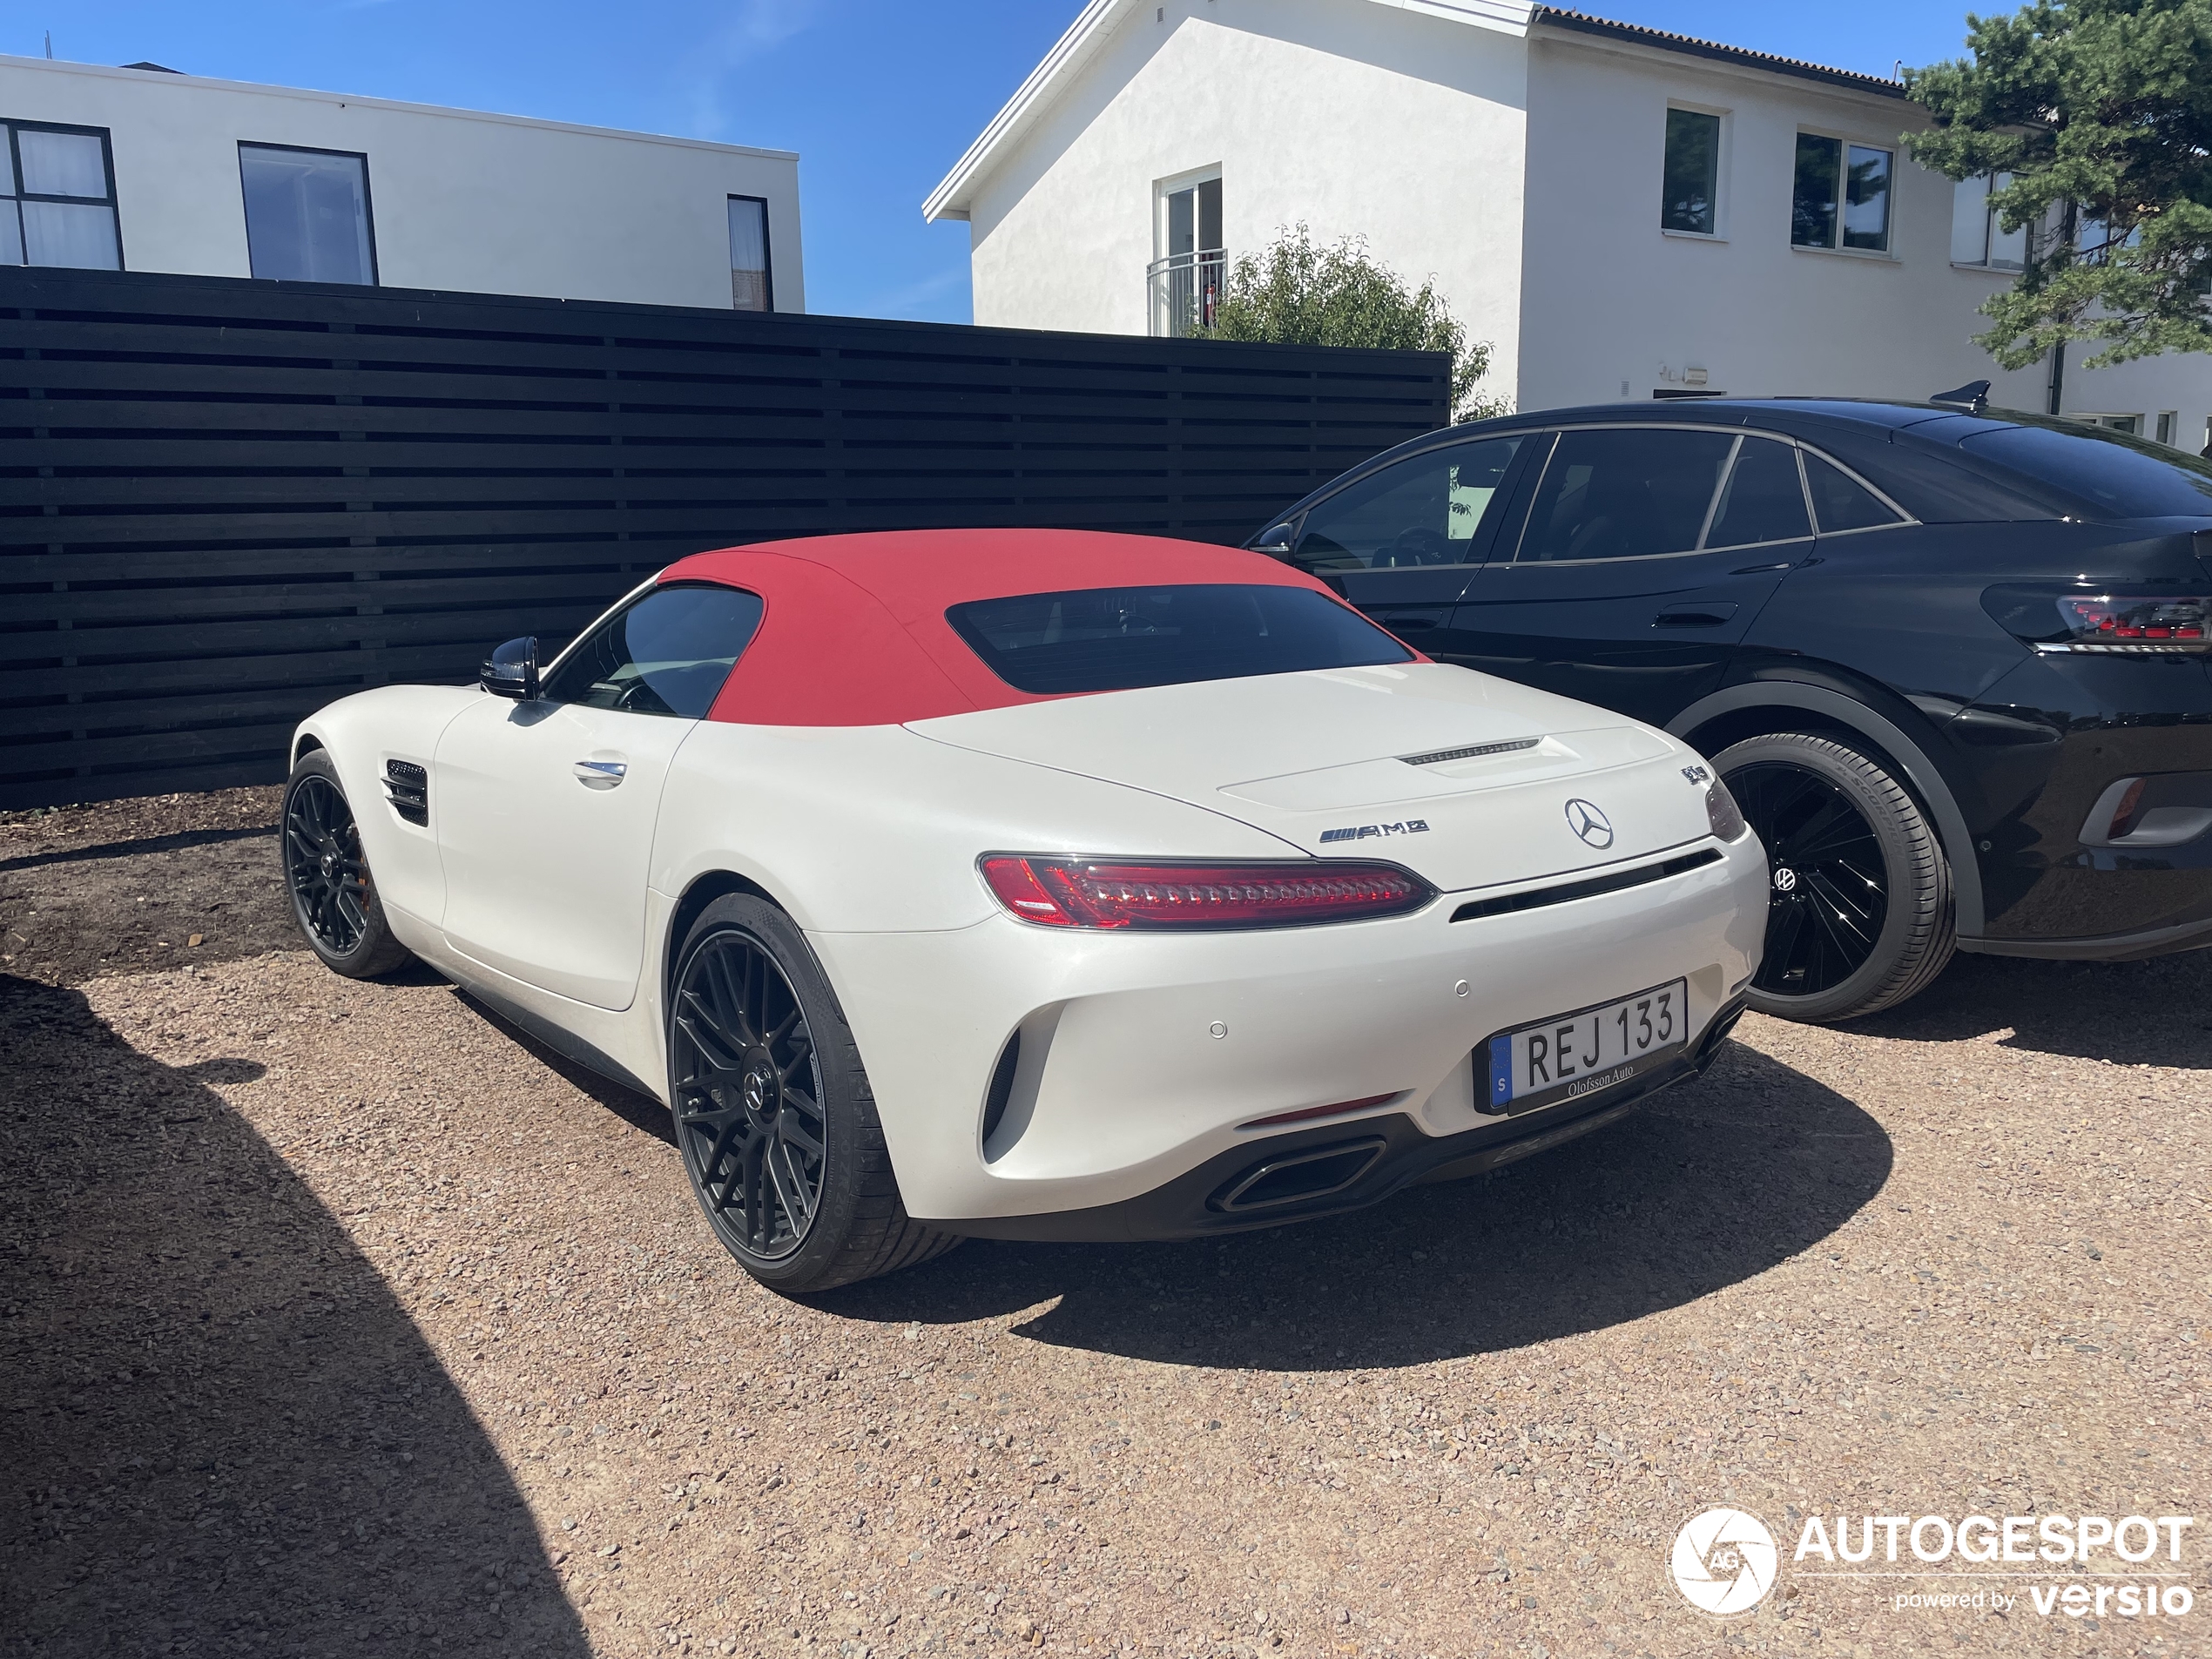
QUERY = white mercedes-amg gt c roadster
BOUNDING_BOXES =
[282,529,1766,1291]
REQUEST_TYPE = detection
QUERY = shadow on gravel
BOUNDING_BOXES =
[1845,945,2212,1068]
[0,975,588,1659]
[822,1039,1891,1371]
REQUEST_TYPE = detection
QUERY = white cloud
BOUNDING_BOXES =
[676,0,824,139]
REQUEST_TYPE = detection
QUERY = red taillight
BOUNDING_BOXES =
[2054,596,2210,651]
[978,856,1433,930]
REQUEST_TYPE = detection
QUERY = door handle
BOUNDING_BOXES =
[1377,614,1440,631]
[573,758,628,787]
[1653,604,1738,628]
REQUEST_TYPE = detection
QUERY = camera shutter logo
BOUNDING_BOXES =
[1669,1507,1779,1615]
[1564,798,1614,848]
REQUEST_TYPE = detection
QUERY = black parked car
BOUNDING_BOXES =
[1250,394,2212,1022]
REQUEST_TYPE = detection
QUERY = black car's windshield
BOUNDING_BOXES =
[1959,419,2212,518]
[946,583,1414,694]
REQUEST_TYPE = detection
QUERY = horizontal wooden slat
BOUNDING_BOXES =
[0,265,1449,806]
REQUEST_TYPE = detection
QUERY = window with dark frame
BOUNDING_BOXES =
[1792,133,1892,253]
[239,143,376,285]
[1661,108,1720,235]
[728,196,772,312]
[0,120,122,269]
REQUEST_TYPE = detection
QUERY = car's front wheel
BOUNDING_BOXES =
[281,749,415,979]
[666,894,958,1294]
[1713,731,1955,1022]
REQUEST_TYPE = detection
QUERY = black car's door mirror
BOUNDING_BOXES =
[481,636,540,700]
[1250,521,1298,562]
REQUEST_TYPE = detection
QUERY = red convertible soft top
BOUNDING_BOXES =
[663,529,1346,726]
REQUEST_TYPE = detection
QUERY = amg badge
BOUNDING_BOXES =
[1319,819,1430,844]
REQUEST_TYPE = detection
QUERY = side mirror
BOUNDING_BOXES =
[481,637,540,700]
[1251,522,1298,562]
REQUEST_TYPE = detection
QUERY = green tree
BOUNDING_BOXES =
[1209,225,1508,423]
[1905,0,2212,370]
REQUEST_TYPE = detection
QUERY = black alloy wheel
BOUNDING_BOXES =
[664,894,957,1293]
[670,928,827,1260]
[1713,732,1954,1023]
[281,749,415,979]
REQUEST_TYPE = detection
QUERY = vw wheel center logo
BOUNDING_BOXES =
[1564,798,1614,848]
[1669,1507,1780,1615]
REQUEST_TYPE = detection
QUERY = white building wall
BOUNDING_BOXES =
[961,0,1528,404]
[1517,32,2206,444]
[0,57,805,313]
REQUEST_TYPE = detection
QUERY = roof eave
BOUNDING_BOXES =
[1527,8,1909,100]
[923,0,1123,224]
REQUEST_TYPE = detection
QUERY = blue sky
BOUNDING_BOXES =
[17,2,1986,323]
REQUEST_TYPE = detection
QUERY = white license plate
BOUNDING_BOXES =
[1481,978,1689,1115]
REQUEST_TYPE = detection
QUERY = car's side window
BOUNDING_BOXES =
[1516,428,1737,562]
[540,583,764,718]
[1705,436,1812,550]
[1804,451,1907,533]
[1292,436,1523,570]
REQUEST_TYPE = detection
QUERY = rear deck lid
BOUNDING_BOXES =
[908,664,1717,892]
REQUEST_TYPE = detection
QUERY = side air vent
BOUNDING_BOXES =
[383,759,428,826]
[1399,737,1541,766]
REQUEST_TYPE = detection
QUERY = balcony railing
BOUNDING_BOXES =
[1146,247,1226,338]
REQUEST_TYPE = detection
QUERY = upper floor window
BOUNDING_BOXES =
[0,122,122,269]
[1792,133,1892,253]
[1661,107,1721,236]
[239,144,376,285]
[728,195,772,312]
[1149,171,1222,337]
[1950,173,2027,269]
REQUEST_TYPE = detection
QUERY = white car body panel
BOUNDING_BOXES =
[435,696,694,1009]
[293,654,1765,1230]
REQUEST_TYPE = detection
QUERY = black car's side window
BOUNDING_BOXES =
[1803,452,1906,533]
[540,583,765,718]
[1517,428,1737,562]
[1293,435,1523,570]
[1706,437,1812,550]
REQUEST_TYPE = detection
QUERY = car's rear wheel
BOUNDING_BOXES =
[281,749,415,979]
[1714,732,1954,1023]
[666,894,958,1294]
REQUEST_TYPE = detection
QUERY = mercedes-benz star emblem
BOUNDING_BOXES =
[1564,798,1614,849]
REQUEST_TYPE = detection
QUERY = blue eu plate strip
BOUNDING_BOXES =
[1487,1035,1514,1108]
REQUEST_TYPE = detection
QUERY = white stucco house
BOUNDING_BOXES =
[924,0,2205,448]
[0,54,804,312]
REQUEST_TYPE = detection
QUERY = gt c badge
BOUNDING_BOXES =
[1320,819,1430,845]
[1564,799,1614,848]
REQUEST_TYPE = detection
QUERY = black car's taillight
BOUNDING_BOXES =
[1983,585,2211,653]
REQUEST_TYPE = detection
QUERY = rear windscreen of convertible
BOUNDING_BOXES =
[946,583,1415,694]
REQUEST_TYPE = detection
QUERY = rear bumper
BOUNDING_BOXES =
[948,998,1744,1242]
[813,831,1766,1224]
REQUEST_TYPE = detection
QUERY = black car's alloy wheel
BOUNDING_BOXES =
[665,894,957,1293]
[1714,732,1954,1023]
[670,929,826,1260]
[281,749,415,978]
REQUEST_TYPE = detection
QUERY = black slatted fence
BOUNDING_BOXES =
[0,268,1448,808]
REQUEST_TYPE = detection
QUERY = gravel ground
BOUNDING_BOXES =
[2,790,2207,1659]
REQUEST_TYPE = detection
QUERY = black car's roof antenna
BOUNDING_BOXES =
[1929,379,1990,414]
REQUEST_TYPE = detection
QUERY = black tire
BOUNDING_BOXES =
[1715,732,1955,1023]
[666,894,959,1294]
[280,749,416,980]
